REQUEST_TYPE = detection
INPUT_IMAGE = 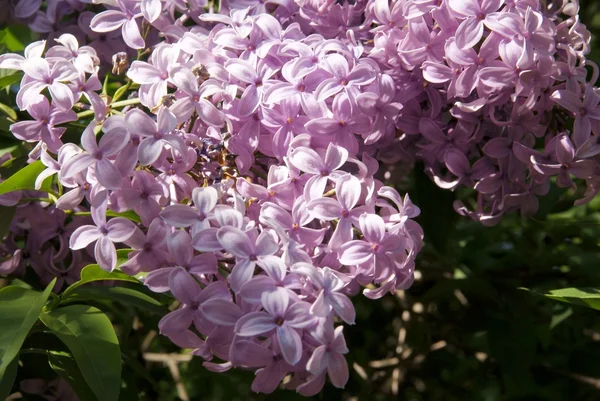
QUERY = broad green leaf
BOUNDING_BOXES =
[8,278,32,290]
[62,259,139,298]
[544,287,600,311]
[0,160,46,195]
[0,279,56,398]
[48,350,99,401]
[40,305,121,401]
[0,156,27,176]
[0,356,18,400]
[61,286,166,315]
[1,26,24,51]
[0,103,16,120]
[0,72,22,90]
[1,25,37,52]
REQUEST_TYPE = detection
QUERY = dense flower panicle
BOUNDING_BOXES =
[0,0,596,395]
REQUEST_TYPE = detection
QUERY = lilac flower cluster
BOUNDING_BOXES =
[367,0,599,224]
[0,0,595,395]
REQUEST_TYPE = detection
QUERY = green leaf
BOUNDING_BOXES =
[0,156,27,177]
[0,160,46,195]
[40,305,121,401]
[0,356,18,400]
[544,287,600,311]
[102,74,110,96]
[48,350,99,401]
[0,103,17,120]
[1,26,25,51]
[0,72,23,90]
[0,279,56,399]
[61,286,166,315]
[550,307,573,330]
[111,82,131,103]
[0,144,20,158]
[0,116,11,134]
[62,260,139,298]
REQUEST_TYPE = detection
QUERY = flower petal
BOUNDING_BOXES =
[69,225,102,249]
[235,311,276,336]
[277,325,302,365]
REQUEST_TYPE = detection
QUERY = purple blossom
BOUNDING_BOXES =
[235,287,317,365]
[90,0,145,49]
[216,226,278,292]
[69,195,136,271]
[60,121,130,190]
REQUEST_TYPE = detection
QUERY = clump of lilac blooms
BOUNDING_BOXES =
[0,0,596,395]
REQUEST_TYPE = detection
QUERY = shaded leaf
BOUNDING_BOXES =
[0,160,46,195]
[0,25,29,51]
[544,287,600,311]
[0,279,56,399]
[62,258,139,298]
[0,72,23,90]
[40,305,121,401]
[0,103,17,120]
[61,286,166,315]
[48,350,99,401]
[550,307,573,330]
[0,356,18,400]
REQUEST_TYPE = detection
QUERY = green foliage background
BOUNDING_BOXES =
[4,2,600,400]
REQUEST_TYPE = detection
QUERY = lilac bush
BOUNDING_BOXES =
[0,0,596,395]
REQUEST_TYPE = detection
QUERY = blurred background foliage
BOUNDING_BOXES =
[6,1,600,400]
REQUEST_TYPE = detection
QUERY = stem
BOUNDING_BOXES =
[72,211,91,217]
[111,98,142,108]
[76,98,141,119]
[19,197,53,204]
[20,348,49,356]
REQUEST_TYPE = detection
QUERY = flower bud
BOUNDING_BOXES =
[111,52,129,75]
